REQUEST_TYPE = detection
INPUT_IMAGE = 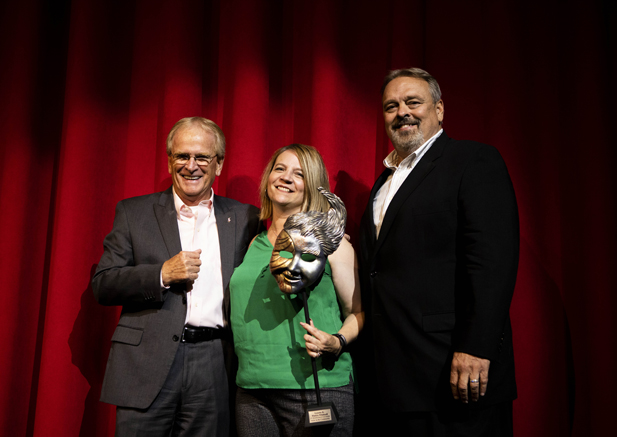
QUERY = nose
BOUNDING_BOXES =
[397,103,411,119]
[287,253,302,275]
[185,156,199,171]
[279,169,293,183]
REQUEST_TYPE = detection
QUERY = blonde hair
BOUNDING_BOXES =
[259,144,331,221]
[166,117,226,159]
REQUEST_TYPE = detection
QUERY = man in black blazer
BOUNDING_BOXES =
[358,68,519,435]
[93,117,260,436]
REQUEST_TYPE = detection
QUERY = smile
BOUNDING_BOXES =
[182,175,201,180]
[395,122,419,130]
[276,186,293,192]
[282,271,301,281]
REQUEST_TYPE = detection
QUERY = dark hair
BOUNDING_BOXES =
[381,68,442,103]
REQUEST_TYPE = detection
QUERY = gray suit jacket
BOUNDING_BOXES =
[92,187,260,408]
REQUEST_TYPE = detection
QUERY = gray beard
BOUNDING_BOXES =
[391,128,425,156]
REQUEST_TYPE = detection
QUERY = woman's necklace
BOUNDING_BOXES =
[268,224,281,239]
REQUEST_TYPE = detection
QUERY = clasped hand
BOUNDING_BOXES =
[161,250,202,286]
[300,320,342,358]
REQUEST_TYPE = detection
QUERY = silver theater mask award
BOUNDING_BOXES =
[270,187,347,427]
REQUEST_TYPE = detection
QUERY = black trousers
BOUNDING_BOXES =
[378,401,513,437]
[115,339,230,437]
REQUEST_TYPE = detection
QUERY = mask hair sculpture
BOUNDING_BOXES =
[270,188,347,294]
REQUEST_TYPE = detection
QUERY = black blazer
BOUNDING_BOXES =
[92,187,260,408]
[358,132,519,412]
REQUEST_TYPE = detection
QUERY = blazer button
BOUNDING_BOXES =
[370,271,377,278]
[172,335,179,342]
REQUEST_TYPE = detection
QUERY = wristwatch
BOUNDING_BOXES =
[332,333,347,356]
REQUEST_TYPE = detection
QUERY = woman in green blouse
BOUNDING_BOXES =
[230,144,364,436]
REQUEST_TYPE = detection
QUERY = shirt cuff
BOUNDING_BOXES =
[160,269,170,289]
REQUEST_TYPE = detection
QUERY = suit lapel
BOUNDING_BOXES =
[373,132,449,257]
[213,195,236,290]
[154,187,182,258]
[363,168,393,247]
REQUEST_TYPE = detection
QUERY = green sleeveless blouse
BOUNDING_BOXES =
[230,231,353,389]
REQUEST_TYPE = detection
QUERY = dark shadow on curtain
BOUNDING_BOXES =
[333,170,371,243]
[22,2,72,435]
[68,265,118,437]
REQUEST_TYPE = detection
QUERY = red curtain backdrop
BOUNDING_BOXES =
[1,0,615,435]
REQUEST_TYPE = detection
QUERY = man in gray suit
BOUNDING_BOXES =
[93,117,261,436]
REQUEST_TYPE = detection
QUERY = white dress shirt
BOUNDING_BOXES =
[373,129,443,238]
[171,189,225,328]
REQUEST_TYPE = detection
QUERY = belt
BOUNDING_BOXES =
[181,325,230,343]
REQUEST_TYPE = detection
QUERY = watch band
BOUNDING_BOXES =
[332,333,347,355]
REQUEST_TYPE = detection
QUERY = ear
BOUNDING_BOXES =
[215,158,224,176]
[436,100,444,123]
[168,156,173,175]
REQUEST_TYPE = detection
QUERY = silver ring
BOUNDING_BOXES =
[470,379,479,384]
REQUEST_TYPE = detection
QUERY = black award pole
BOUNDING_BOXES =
[300,288,338,426]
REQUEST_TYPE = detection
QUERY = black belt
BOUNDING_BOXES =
[181,325,230,343]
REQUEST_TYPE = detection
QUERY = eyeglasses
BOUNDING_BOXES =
[171,153,217,166]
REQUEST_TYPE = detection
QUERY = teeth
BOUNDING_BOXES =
[183,176,200,180]
[277,186,291,192]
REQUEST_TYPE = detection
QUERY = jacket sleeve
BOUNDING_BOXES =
[453,145,519,361]
[92,200,167,306]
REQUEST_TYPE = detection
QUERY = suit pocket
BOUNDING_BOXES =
[111,325,144,346]
[422,312,455,332]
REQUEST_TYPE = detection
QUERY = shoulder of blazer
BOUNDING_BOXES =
[118,187,173,211]
[437,134,499,160]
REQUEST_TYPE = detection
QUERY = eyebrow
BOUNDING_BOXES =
[383,94,425,106]
[174,152,212,156]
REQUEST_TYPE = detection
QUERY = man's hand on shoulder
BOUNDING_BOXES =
[162,250,202,286]
[450,351,490,403]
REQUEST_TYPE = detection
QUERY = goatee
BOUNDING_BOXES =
[391,127,425,156]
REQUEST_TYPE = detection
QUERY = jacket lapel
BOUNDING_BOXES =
[213,195,236,290]
[372,132,449,257]
[364,168,393,247]
[154,187,182,258]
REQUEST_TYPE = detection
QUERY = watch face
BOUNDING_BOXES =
[269,229,326,294]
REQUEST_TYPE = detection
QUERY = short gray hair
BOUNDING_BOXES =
[166,117,226,159]
[381,68,442,103]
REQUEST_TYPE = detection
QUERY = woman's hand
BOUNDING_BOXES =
[300,320,342,358]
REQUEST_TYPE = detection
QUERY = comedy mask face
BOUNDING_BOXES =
[269,229,327,294]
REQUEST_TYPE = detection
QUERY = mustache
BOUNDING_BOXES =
[392,118,420,129]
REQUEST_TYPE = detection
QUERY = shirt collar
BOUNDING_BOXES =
[172,188,214,219]
[383,129,443,170]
